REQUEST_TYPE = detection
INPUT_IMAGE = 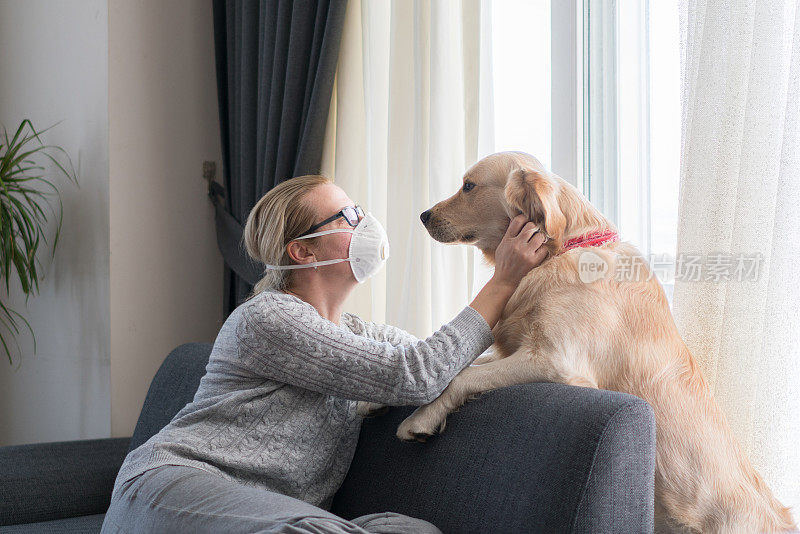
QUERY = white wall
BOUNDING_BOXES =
[109,0,223,438]
[0,0,224,445]
[0,0,110,446]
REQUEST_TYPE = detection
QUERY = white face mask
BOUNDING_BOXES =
[263,212,390,283]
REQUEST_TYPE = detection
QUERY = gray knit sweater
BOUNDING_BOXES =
[111,288,494,510]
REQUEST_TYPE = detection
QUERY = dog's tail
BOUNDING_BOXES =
[748,468,797,532]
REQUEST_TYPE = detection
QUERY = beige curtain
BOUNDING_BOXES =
[674,0,800,517]
[321,0,494,337]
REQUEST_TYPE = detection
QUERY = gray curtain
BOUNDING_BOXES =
[211,0,347,316]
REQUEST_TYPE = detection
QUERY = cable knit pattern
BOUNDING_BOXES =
[110,288,494,510]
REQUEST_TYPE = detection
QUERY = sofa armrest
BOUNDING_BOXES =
[331,383,655,534]
[0,437,131,526]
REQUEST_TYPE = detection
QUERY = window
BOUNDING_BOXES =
[586,0,681,302]
[490,0,682,304]
[644,0,681,301]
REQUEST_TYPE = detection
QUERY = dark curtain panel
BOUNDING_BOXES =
[211,0,347,317]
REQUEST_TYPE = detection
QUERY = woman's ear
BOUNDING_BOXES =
[504,168,566,249]
[286,240,316,266]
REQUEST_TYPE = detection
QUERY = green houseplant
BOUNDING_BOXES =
[0,119,78,365]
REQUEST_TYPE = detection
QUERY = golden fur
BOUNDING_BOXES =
[395,151,797,533]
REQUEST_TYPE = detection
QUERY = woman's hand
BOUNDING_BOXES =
[468,215,549,330]
[492,215,550,289]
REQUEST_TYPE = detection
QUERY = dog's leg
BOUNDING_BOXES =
[356,401,390,418]
[469,346,502,366]
[396,349,557,442]
[565,375,598,388]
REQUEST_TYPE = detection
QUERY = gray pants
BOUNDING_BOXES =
[101,465,442,534]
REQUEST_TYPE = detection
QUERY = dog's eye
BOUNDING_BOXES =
[462,182,475,192]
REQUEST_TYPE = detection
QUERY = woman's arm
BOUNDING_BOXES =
[469,214,549,329]
[235,291,493,406]
[236,215,547,406]
[344,214,548,345]
[341,313,420,345]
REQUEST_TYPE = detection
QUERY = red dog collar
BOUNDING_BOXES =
[558,230,619,255]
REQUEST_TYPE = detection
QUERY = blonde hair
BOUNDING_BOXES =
[243,174,333,298]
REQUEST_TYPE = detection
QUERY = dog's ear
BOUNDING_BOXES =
[504,168,566,249]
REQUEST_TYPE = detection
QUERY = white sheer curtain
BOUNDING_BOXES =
[321,0,494,337]
[674,0,800,516]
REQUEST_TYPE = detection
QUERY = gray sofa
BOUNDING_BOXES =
[0,342,657,533]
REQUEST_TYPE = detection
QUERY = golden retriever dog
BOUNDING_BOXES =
[392,151,796,533]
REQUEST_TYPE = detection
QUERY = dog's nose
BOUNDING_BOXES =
[420,210,432,225]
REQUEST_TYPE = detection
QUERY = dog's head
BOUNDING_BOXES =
[420,151,609,262]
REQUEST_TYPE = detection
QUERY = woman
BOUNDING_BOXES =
[102,175,548,534]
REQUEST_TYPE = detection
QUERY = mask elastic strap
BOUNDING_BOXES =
[264,226,358,270]
[263,258,352,271]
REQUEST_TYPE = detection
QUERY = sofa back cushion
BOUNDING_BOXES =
[128,342,212,453]
[331,383,656,533]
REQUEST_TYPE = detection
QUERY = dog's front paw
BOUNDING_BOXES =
[396,408,446,442]
[356,401,390,418]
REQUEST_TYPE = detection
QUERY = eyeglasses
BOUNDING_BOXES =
[298,205,364,238]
